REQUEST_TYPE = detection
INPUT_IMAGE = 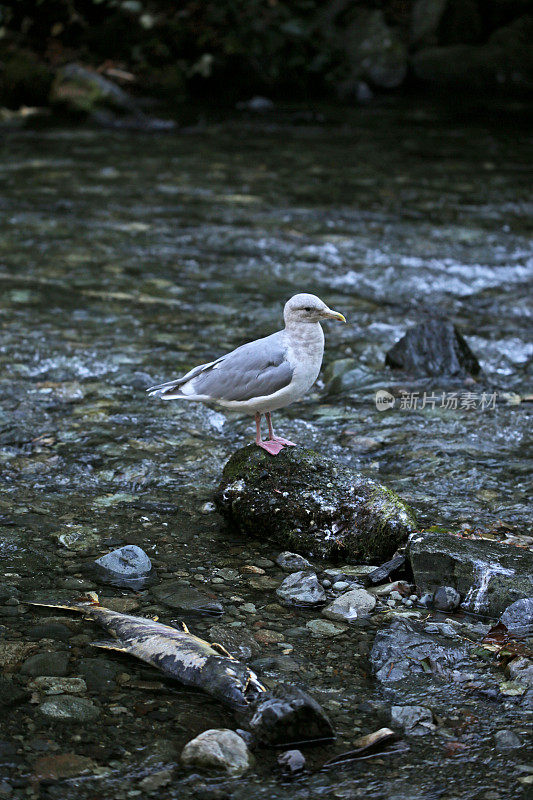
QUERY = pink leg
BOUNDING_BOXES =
[266,412,296,447]
[255,412,284,455]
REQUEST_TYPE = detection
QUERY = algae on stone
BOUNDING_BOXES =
[215,446,416,563]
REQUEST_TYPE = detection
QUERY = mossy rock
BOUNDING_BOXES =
[215,446,416,563]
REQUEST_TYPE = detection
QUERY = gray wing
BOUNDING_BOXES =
[149,331,293,402]
[191,331,293,402]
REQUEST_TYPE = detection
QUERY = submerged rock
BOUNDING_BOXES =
[180,729,252,776]
[322,588,376,622]
[151,581,223,615]
[385,320,481,377]
[276,572,326,607]
[371,619,468,683]
[409,531,533,617]
[38,695,100,721]
[278,749,306,774]
[216,446,416,563]
[20,651,69,677]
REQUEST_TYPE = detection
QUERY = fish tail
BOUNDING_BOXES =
[28,592,101,612]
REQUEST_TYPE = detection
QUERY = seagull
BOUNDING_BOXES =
[147,293,346,454]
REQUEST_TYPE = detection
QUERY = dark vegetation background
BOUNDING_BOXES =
[0,0,532,117]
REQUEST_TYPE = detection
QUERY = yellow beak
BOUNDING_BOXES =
[324,309,347,323]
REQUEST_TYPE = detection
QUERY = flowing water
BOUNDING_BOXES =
[0,101,532,798]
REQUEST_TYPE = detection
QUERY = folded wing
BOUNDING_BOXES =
[147,331,294,402]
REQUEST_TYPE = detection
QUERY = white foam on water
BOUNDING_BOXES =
[462,559,515,613]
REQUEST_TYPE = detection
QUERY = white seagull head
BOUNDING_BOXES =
[284,293,346,326]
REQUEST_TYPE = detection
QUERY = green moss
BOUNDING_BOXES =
[216,445,416,563]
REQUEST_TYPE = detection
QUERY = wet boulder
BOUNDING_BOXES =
[215,446,416,563]
[500,598,533,637]
[409,531,533,618]
[385,320,481,377]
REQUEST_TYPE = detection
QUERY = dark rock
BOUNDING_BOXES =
[152,582,223,616]
[500,598,533,637]
[276,572,326,607]
[207,625,260,661]
[215,446,416,563]
[411,16,533,93]
[0,676,29,708]
[91,544,155,590]
[278,749,306,774]
[409,531,533,617]
[410,0,448,46]
[320,7,407,91]
[439,0,482,45]
[33,753,96,780]
[391,705,435,735]
[246,684,334,746]
[78,658,119,692]
[371,619,469,683]
[20,651,69,677]
[367,555,406,585]
[275,552,313,572]
[27,623,72,642]
[0,585,21,603]
[0,49,53,108]
[433,586,462,611]
[385,320,481,378]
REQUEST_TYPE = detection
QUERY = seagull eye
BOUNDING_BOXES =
[303,306,312,312]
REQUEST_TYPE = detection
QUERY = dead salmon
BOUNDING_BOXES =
[29,593,265,709]
[29,593,335,746]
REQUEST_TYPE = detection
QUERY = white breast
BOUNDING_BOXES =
[218,323,325,415]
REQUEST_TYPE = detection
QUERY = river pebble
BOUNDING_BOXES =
[180,729,253,776]
[20,651,69,677]
[276,571,326,606]
[276,552,313,572]
[434,586,461,611]
[322,588,376,622]
[38,695,100,721]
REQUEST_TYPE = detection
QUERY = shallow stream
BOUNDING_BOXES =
[0,101,532,798]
